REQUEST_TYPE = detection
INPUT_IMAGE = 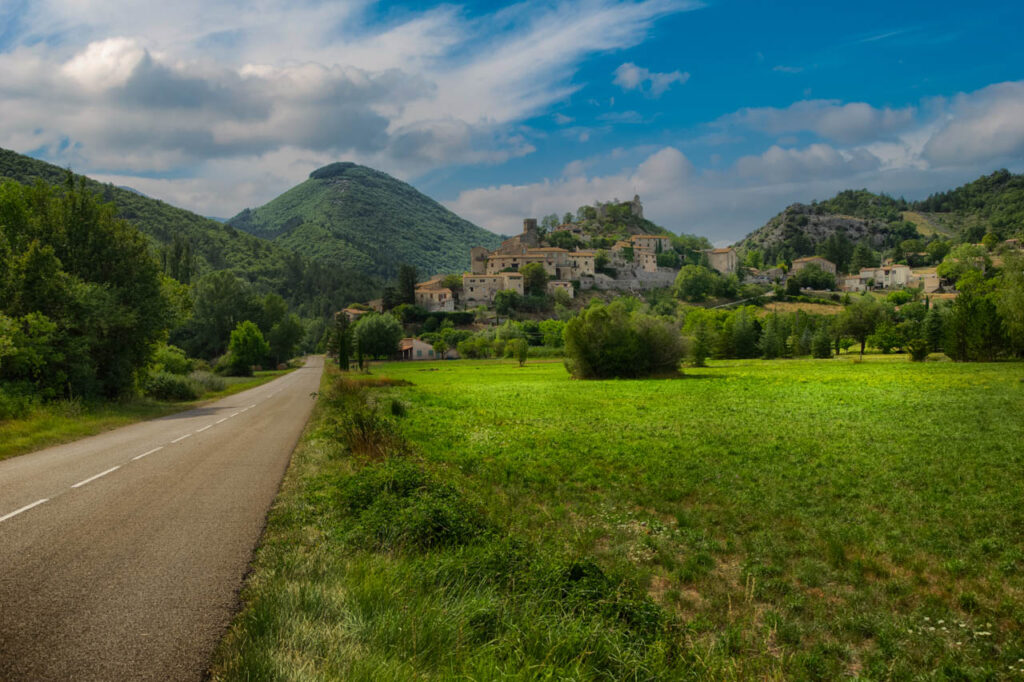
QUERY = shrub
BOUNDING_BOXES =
[189,370,226,393]
[564,301,683,379]
[338,459,492,552]
[145,370,200,401]
[907,338,930,362]
[0,384,37,420]
[151,343,192,375]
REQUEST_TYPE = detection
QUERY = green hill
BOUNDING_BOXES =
[0,147,377,314]
[911,169,1024,241]
[227,162,502,281]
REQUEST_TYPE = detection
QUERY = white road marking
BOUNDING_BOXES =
[132,447,163,461]
[71,466,120,489]
[229,412,240,418]
[171,434,192,444]
[196,424,212,433]
[0,498,49,523]
[216,418,228,424]
[248,404,256,408]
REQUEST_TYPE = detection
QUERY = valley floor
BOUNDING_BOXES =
[212,357,1024,680]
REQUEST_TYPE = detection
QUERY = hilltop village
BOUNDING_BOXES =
[403,195,946,315]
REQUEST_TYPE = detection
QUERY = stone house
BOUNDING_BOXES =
[791,256,837,276]
[397,337,457,361]
[859,264,911,289]
[414,276,454,312]
[704,247,738,275]
[547,280,575,298]
[462,272,524,306]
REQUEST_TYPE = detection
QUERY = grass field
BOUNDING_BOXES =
[0,369,293,461]
[213,357,1024,680]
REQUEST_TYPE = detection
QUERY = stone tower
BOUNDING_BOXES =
[470,246,489,274]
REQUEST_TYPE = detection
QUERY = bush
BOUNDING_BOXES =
[907,338,930,362]
[145,370,200,401]
[0,385,37,420]
[189,370,226,393]
[338,459,492,552]
[151,343,192,375]
[564,301,684,379]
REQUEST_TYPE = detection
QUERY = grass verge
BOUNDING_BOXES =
[0,368,293,462]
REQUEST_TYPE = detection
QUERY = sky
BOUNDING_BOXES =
[1,0,1023,244]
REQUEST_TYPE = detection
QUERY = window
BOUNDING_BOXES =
[416,350,422,357]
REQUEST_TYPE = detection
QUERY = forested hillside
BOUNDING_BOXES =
[227,162,502,280]
[0,148,375,315]
[735,173,1024,272]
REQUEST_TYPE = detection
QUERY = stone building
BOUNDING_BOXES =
[462,272,524,307]
[791,256,837,276]
[414,276,454,312]
[704,247,738,275]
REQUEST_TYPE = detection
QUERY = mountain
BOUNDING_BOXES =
[0,147,377,314]
[226,162,502,281]
[734,189,918,269]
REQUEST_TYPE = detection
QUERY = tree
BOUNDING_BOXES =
[508,338,528,366]
[926,239,951,264]
[332,313,352,369]
[180,271,259,358]
[226,321,270,376]
[937,244,991,283]
[945,271,1003,361]
[811,324,833,358]
[995,250,1024,356]
[432,339,449,359]
[924,306,945,353]
[691,320,710,367]
[267,314,305,365]
[839,295,883,355]
[563,301,683,379]
[398,264,418,305]
[594,250,610,272]
[355,313,403,359]
[493,289,521,317]
[0,179,172,397]
[851,242,878,271]
[539,319,566,347]
[520,262,549,297]
[674,265,717,302]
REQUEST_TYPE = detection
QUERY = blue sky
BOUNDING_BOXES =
[1,0,1022,243]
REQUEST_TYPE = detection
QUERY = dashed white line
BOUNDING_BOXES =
[248,404,256,408]
[195,424,212,433]
[0,498,49,523]
[171,434,192,444]
[216,418,228,424]
[228,412,240,418]
[71,466,120,489]
[132,446,163,461]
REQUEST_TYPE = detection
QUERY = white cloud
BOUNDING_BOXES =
[923,81,1024,167]
[718,99,917,145]
[0,0,699,207]
[613,62,690,97]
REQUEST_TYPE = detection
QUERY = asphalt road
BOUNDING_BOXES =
[0,356,324,681]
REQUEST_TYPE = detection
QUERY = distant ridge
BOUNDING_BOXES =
[227,161,502,280]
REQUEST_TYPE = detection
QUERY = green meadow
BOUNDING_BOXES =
[213,357,1024,680]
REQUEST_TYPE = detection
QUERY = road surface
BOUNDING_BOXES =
[0,356,324,681]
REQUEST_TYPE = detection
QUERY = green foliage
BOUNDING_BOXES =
[691,320,711,367]
[226,321,270,376]
[563,301,683,379]
[792,263,836,290]
[945,272,1005,361]
[508,338,529,366]
[538,319,567,348]
[355,313,403,359]
[907,338,929,362]
[266,314,305,365]
[397,264,418,306]
[839,295,884,354]
[151,344,192,375]
[519,262,548,297]
[0,179,171,398]
[674,265,717,302]
[144,370,201,401]
[493,289,521,316]
[816,189,907,223]
[937,244,991,282]
[811,324,833,358]
[995,251,1024,356]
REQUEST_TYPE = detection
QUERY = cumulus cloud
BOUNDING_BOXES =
[734,143,880,181]
[613,62,690,97]
[0,0,698,202]
[718,99,917,144]
[923,81,1024,167]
